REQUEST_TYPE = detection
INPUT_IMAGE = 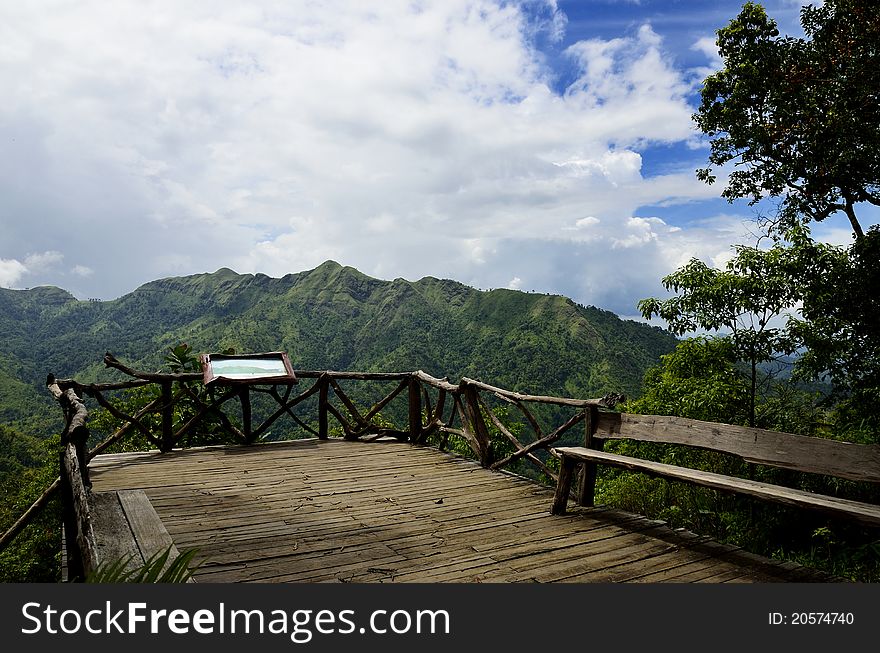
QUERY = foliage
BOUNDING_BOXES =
[615,0,880,579]
[638,219,879,438]
[694,0,880,238]
[684,0,880,432]
[625,337,750,425]
[755,379,826,438]
[639,243,796,426]
[784,227,880,429]
[86,545,200,583]
[0,428,61,582]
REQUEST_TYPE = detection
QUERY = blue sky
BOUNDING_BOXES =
[1,0,874,318]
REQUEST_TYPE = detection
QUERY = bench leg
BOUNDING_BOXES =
[577,461,597,507]
[551,457,576,515]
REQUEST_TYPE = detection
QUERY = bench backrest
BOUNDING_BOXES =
[594,412,880,484]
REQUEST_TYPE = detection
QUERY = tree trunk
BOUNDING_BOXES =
[749,356,757,429]
[844,198,865,240]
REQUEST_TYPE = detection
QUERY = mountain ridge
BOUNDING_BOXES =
[0,261,677,435]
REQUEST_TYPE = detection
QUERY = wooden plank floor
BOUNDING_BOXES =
[87,438,833,583]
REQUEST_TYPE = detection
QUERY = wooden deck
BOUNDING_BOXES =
[87,438,833,582]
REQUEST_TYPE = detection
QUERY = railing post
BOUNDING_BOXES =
[318,374,329,440]
[434,388,447,423]
[59,447,83,581]
[61,442,99,579]
[160,381,174,452]
[239,386,253,443]
[577,406,601,506]
[408,376,422,442]
[463,382,493,467]
[47,375,95,579]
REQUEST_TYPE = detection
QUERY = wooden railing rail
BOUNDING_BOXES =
[50,355,625,483]
[46,375,99,580]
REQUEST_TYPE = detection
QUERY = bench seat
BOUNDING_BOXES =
[550,446,880,527]
[90,489,195,581]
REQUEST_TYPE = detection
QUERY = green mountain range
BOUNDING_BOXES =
[0,261,676,436]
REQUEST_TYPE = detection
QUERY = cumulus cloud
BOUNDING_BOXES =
[692,36,721,64]
[0,251,63,288]
[0,0,753,312]
[24,251,63,272]
[0,258,27,288]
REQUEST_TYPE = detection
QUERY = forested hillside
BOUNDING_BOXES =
[0,261,676,436]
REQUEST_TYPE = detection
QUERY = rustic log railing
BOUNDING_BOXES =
[2,353,624,574]
[47,375,99,580]
[46,354,622,479]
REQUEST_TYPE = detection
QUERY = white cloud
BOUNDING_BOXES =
[0,258,27,288]
[692,36,721,66]
[574,216,600,229]
[24,250,63,272]
[0,1,745,313]
[72,265,94,277]
[507,276,522,290]
[690,35,723,80]
[0,250,63,288]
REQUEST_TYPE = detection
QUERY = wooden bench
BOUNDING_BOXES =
[89,489,196,581]
[550,412,880,528]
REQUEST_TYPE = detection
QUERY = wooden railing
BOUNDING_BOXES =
[4,353,627,576]
[48,376,99,580]
[51,354,624,479]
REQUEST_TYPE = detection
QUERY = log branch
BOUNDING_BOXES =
[87,388,161,448]
[460,377,605,408]
[514,399,544,440]
[254,383,322,439]
[103,353,201,382]
[478,395,557,482]
[329,379,368,427]
[489,410,586,471]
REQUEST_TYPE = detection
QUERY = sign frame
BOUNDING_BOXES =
[200,351,298,386]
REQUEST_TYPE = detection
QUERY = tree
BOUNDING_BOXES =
[688,0,880,437]
[638,243,796,427]
[784,226,880,427]
[0,426,61,582]
[626,337,750,425]
[694,1,880,239]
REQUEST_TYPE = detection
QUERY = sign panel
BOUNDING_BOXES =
[201,352,297,385]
